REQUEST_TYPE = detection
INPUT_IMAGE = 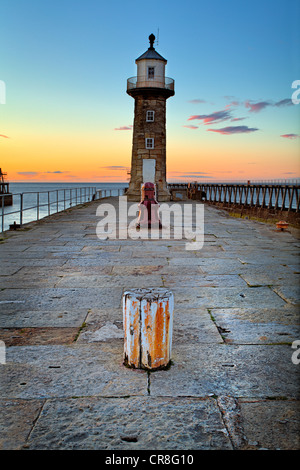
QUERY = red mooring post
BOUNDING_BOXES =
[137,182,162,229]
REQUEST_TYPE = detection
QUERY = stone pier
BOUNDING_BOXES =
[0,197,299,450]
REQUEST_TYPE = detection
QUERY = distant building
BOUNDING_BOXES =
[126,34,175,201]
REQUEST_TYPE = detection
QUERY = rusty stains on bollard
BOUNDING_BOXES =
[123,288,174,371]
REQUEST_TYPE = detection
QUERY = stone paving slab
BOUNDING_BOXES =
[238,399,300,450]
[240,271,300,287]
[0,397,233,450]
[0,327,79,346]
[171,286,286,309]
[163,274,246,288]
[55,274,164,289]
[0,287,124,312]
[0,308,89,328]
[0,343,147,399]
[150,343,300,399]
[0,198,299,450]
[210,307,300,344]
[0,399,43,450]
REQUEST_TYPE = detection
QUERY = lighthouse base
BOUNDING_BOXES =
[126,188,171,202]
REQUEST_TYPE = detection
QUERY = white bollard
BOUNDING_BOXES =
[123,288,174,370]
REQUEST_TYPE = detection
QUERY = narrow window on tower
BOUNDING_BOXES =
[147,67,155,80]
[146,110,155,122]
[145,138,154,149]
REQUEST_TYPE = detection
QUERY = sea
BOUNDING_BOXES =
[1,182,128,232]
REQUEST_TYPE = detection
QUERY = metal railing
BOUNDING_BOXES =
[0,186,126,233]
[127,76,175,92]
[168,182,300,212]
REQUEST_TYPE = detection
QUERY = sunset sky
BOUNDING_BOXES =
[1,0,300,183]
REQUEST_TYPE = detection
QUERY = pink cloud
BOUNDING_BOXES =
[231,117,246,122]
[183,125,198,129]
[188,109,231,125]
[207,126,259,135]
[114,125,133,131]
[280,133,299,139]
[0,134,9,138]
[224,100,240,109]
[244,100,271,112]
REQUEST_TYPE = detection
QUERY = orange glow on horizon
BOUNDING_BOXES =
[1,123,299,183]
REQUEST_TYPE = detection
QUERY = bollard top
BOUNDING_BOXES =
[123,288,173,302]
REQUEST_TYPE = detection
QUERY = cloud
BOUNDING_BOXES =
[188,99,207,104]
[17,172,39,176]
[280,133,299,139]
[231,117,246,122]
[207,126,259,135]
[114,125,133,131]
[0,134,9,138]
[244,98,292,112]
[171,171,210,175]
[188,109,232,125]
[183,125,198,129]
[170,171,212,179]
[275,98,293,107]
[181,175,213,179]
[244,100,271,112]
[45,171,69,174]
[100,165,129,170]
[225,100,240,109]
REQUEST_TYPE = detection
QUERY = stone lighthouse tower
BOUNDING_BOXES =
[126,34,175,201]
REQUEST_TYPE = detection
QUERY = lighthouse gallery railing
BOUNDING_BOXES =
[127,76,175,92]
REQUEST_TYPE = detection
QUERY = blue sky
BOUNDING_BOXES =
[1,0,299,181]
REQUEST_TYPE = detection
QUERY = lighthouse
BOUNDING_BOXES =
[126,34,175,201]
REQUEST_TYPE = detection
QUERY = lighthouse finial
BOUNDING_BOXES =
[149,33,155,49]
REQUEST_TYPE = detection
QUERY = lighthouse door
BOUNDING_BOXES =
[142,158,156,184]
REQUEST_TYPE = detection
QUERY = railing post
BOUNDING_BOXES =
[56,190,59,213]
[268,186,273,209]
[296,188,300,212]
[20,193,23,226]
[1,196,4,233]
[48,191,50,216]
[37,192,39,220]
[281,186,287,210]
[288,187,294,212]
